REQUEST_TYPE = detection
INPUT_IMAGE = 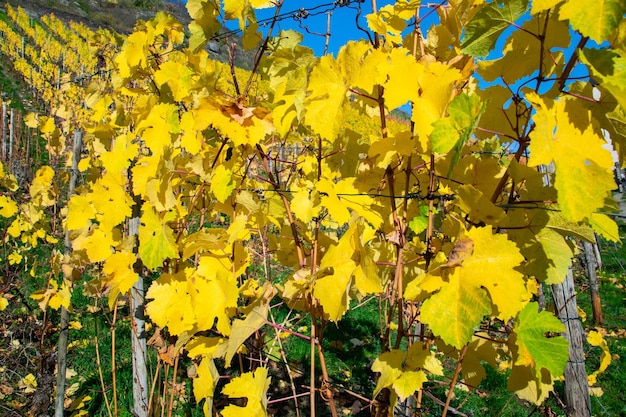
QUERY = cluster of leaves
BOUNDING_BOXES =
[1,0,625,415]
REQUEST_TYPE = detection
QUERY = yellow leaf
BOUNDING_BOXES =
[100,133,139,174]
[20,373,37,393]
[186,0,221,51]
[138,203,179,270]
[66,195,96,230]
[225,303,267,366]
[313,220,382,321]
[211,164,235,204]
[531,0,563,14]
[305,54,346,141]
[589,213,620,242]
[422,270,491,349]
[191,268,239,336]
[587,329,611,386]
[146,273,196,336]
[30,166,56,207]
[509,362,555,405]
[290,188,321,223]
[136,103,180,157]
[193,357,218,406]
[526,93,615,222]
[412,61,461,149]
[153,61,196,102]
[0,196,18,218]
[48,280,71,311]
[8,252,22,265]
[560,0,626,43]
[221,367,271,417]
[393,370,428,401]
[103,251,139,309]
[0,295,8,311]
[81,228,115,263]
[382,48,421,110]
[366,1,420,44]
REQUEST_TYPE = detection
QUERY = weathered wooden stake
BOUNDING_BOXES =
[583,241,603,325]
[551,268,591,417]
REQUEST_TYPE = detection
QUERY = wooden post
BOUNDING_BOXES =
[55,130,83,417]
[130,211,148,417]
[1,102,6,160]
[9,108,14,160]
[551,269,591,417]
[583,241,603,325]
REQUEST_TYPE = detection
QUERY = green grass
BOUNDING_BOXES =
[574,223,626,417]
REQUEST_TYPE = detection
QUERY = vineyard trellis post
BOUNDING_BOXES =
[1,101,6,159]
[583,240,603,325]
[551,269,592,417]
[55,129,83,417]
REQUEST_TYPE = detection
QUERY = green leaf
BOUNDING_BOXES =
[581,48,626,110]
[560,0,626,43]
[514,302,569,377]
[461,0,529,57]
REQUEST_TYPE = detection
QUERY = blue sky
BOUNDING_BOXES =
[222,0,437,56]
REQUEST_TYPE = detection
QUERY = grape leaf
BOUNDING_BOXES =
[146,273,196,336]
[514,302,569,377]
[221,367,271,417]
[526,92,615,223]
[422,270,491,349]
[371,349,428,406]
[313,220,382,321]
[225,303,267,366]
[461,0,529,57]
[138,203,179,271]
[422,227,527,348]
[193,357,218,414]
[103,251,139,309]
[305,54,346,141]
[66,195,95,230]
[0,195,18,218]
[560,0,626,43]
[211,164,236,204]
[587,329,611,386]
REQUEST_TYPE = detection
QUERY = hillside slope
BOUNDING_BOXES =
[2,0,257,69]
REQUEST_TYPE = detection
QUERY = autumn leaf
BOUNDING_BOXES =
[221,367,271,417]
[526,92,615,222]
[305,54,346,141]
[66,195,96,230]
[193,357,219,413]
[0,195,18,218]
[587,329,611,386]
[225,303,268,366]
[371,349,428,407]
[103,251,139,309]
[0,294,9,311]
[145,273,196,336]
[422,227,527,348]
[138,203,179,270]
[560,0,626,43]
